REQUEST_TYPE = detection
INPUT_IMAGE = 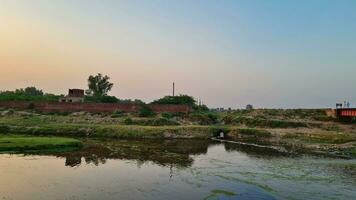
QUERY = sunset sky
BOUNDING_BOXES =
[0,0,355,108]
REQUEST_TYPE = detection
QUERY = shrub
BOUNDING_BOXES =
[111,110,125,118]
[189,112,218,125]
[84,95,119,103]
[124,118,133,125]
[193,104,209,111]
[28,102,35,109]
[0,125,10,133]
[161,112,174,119]
[138,105,155,117]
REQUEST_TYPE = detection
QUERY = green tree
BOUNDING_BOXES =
[151,95,196,106]
[87,73,114,97]
[15,87,43,96]
[0,87,59,102]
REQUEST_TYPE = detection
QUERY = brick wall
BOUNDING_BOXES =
[0,101,191,113]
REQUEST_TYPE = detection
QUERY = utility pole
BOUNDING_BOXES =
[172,82,175,96]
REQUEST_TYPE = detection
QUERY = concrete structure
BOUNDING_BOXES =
[59,89,84,103]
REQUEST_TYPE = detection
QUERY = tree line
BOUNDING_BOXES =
[0,73,208,110]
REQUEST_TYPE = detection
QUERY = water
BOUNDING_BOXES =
[0,139,355,200]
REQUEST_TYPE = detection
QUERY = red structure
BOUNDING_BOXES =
[0,101,191,113]
[335,108,356,122]
[336,108,356,118]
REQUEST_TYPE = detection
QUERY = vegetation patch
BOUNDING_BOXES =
[204,189,237,200]
[122,117,179,126]
[225,116,308,128]
[138,105,156,117]
[238,128,272,137]
[282,132,355,144]
[188,112,218,125]
[0,135,82,153]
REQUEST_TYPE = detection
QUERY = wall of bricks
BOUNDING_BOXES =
[0,101,191,113]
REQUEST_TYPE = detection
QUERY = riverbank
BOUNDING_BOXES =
[0,109,355,158]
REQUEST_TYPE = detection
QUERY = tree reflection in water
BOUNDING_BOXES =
[34,139,290,168]
[53,139,213,168]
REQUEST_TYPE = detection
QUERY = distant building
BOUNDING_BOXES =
[59,89,84,103]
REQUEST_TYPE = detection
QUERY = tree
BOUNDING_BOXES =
[15,87,43,96]
[246,104,253,110]
[0,87,59,102]
[87,73,114,97]
[151,95,196,106]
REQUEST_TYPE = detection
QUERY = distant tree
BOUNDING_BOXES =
[246,104,253,110]
[151,95,196,106]
[193,104,209,111]
[0,87,59,102]
[118,99,145,104]
[24,87,43,96]
[15,87,43,96]
[87,73,113,97]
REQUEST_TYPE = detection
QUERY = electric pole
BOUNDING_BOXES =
[172,82,175,96]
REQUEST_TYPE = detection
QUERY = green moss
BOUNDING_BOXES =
[204,189,237,200]
[283,132,355,144]
[0,135,82,153]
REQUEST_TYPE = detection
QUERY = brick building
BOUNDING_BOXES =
[59,89,85,103]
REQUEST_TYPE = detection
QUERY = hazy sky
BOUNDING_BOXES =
[0,0,355,108]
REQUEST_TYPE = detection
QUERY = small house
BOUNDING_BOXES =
[59,89,84,103]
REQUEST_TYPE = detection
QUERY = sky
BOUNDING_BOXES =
[0,0,355,108]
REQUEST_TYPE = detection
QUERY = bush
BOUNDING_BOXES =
[193,104,209,111]
[138,105,155,117]
[189,112,218,125]
[124,118,133,125]
[161,112,174,119]
[84,95,119,103]
[111,110,125,118]
[0,125,10,133]
[28,102,35,109]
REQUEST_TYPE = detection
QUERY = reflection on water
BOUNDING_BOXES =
[0,139,355,200]
[55,139,212,168]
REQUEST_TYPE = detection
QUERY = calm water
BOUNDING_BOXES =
[0,139,355,200]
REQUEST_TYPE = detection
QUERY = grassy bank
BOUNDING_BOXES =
[0,122,264,140]
[0,134,83,153]
[0,110,355,158]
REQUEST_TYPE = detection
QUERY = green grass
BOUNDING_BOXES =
[1,122,222,139]
[282,132,355,144]
[223,116,308,128]
[204,189,237,200]
[0,134,83,153]
[238,128,272,137]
